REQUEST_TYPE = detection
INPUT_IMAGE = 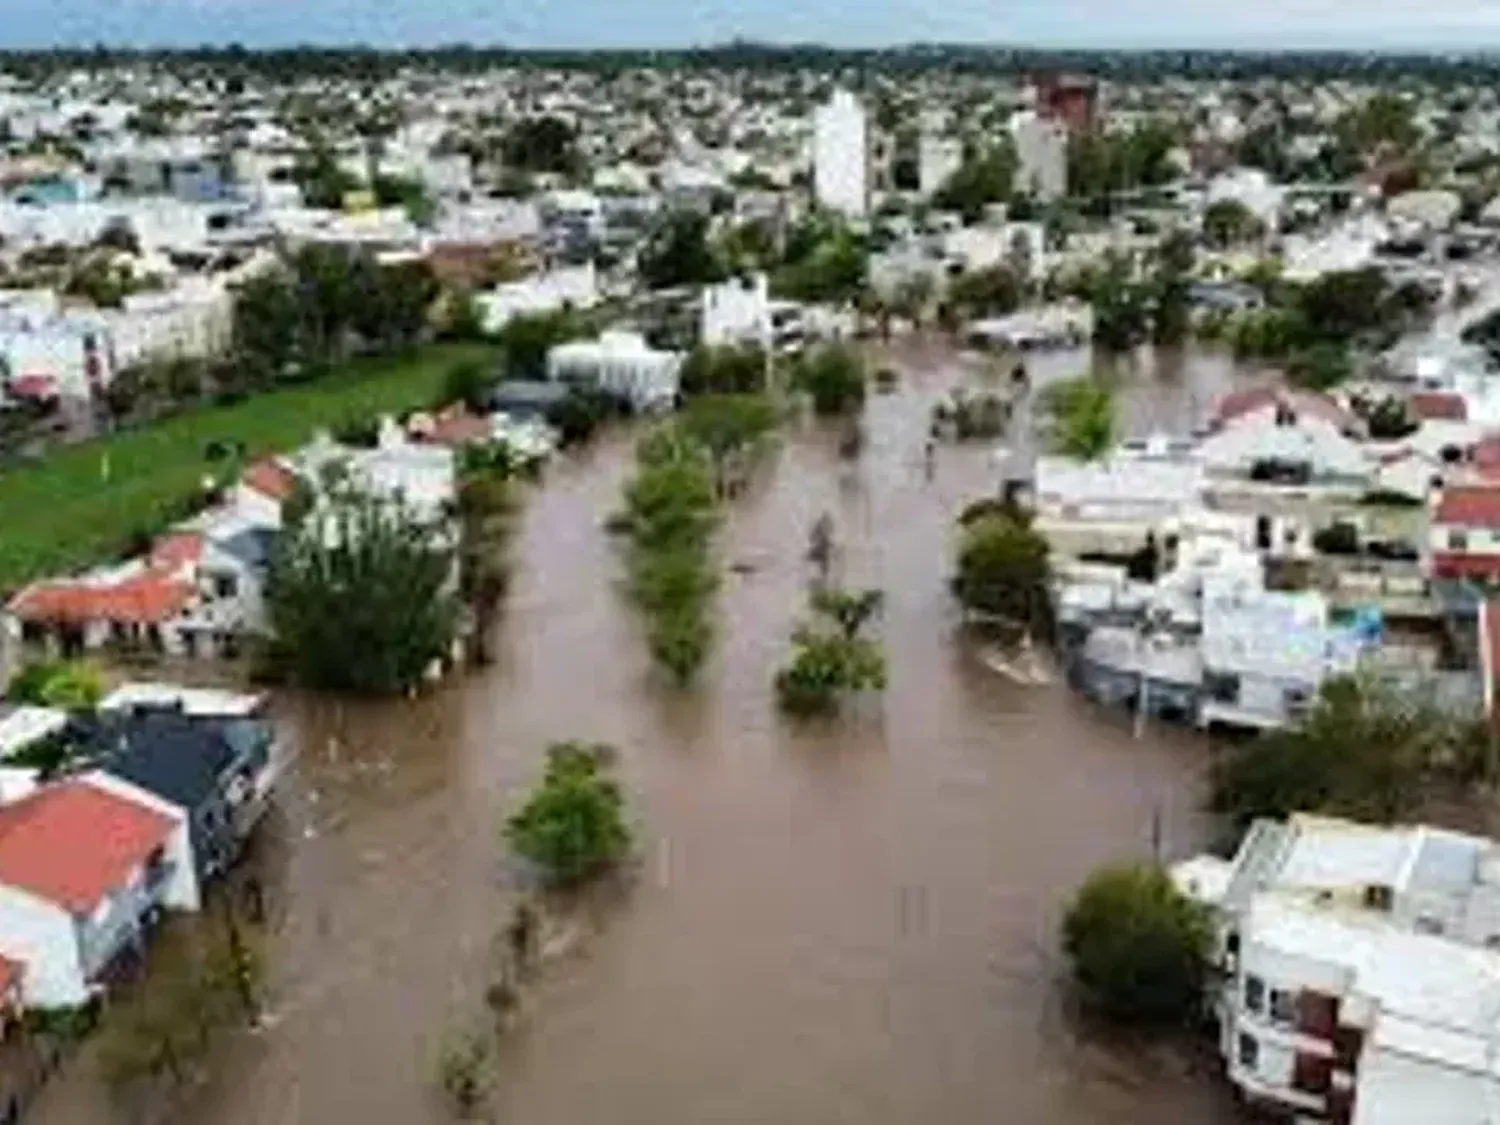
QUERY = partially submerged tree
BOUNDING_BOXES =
[951,510,1051,631]
[1044,376,1117,461]
[505,741,632,885]
[775,585,886,717]
[793,343,867,417]
[1062,864,1211,1028]
[268,484,460,694]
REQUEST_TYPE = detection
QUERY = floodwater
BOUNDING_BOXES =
[32,341,1251,1125]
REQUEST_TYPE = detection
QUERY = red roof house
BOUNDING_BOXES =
[1430,484,1500,580]
[0,780,181,1007]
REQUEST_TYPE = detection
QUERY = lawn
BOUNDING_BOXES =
[0,343,493,594]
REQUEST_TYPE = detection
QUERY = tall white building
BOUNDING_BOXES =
[813,89,869,219]
[1009,110,1069,202]
[1174,814,1500,1125]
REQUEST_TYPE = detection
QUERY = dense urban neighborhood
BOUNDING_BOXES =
[5,41,1500,1125]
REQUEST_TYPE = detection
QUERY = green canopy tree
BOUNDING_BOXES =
[267,484,460,694]
[793,343,867,417]
[505,741,631,885]
[951,510,1050,629]
[1044,376,1117,461]
[1062,864,1211,1027]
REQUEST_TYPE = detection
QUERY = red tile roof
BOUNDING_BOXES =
[424,407,492,448]
[148,532,204,572]
[0,781,174,914]
[4,375,56,400]
[1212,386,1356,431]
[9,573,193,626]
[1434,486,1500,527]
[240,458,297,503]
[1409,392,1468,422]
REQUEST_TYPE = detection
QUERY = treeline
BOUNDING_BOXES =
[6,45,1500,84]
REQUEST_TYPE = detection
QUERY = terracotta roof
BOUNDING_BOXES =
[1434,485,1500,527]
[425,407,492,448]
[1409,392,1468,422]
[148,532,204,572]
[4,375,56,400]
[240,458,297,503]
[1212,386,1355,430]
[9,573,193,626]
[0,781,174,914]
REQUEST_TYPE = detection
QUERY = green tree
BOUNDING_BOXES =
[494,309,584,379]
[267,485,460,694]
[441,359,497,413]
[932,144,1017,221]
[677,393,778,492]
[436,1031,491,1119]
[37,661,105,711]
[809,587,883,640]
[1088,254,1150,351]
[1209,677,1473,830]
[1285,342,1353,392]
[637,211,726,291]
[505,741,631,885]
[1044,376,1117,460]
[1062,864,1210,1027]
[500,116,581,177]
[951,511,1050,628]
[679,343,767,397]
[1201,199,1261,249]
[947,265,1023,321]
[793,343,866,417]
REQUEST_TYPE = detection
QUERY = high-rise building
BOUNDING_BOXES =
[813,88,869,219]
[1010,110,1069,202]
[1028,73,1099,134]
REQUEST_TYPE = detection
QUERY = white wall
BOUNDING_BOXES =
[0,884,82,1008]
[813,90,868,219]
[1010,112,1068,202]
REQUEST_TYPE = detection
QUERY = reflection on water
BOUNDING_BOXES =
[31,342,1252,1125]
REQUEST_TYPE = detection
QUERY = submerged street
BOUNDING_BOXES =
[32,344,1248,1125]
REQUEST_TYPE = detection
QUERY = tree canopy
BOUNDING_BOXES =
[267,484,460,694]
[951,509,1051,629]
[1062,864,1211,1027]
[505,741,631,885]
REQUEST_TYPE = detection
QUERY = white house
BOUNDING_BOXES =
[1427,483,1500,582]
[474,263,599,335]
[0,777,196,1009]
[1174,814,1500,1125]
[546,330,683,412]
[812,89,868,219]
[700,273,805,354]
[1199,387,1370,486]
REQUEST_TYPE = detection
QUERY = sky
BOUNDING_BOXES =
[9,0,1500,51]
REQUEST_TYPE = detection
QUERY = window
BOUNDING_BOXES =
[1244,975,1265,1014]
[1292,1050,1334,1095]
[1450,529,1470,551]
[1269,988,1296,1025]
[1237,1032,1260,1071]
[214,574,237,599]
[1207,673,1241,705]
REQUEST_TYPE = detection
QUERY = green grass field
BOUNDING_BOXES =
[0,343,492,594]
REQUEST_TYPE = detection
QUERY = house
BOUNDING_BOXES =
[1428,484,1500,580]
[1200,387,1370,486]
[700,273,805,354]
[474,263,599,337]
[79,709,282,884]
[0,778,195,1009]
[1198,578,1367,730]
[546,330,683,412]
[1173,814,1500,1124]
[1031,438,1205,559]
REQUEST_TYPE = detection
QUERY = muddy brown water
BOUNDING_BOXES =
[31,342,1253,1125]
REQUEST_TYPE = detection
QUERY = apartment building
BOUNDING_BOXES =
[812,88,868,220]
[1175,814,1500,1125]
